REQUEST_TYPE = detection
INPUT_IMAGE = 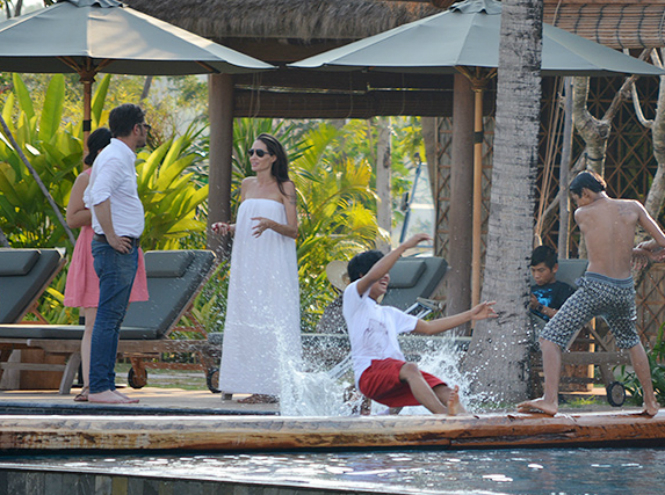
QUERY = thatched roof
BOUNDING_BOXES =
[544,2,665,50]
[124,0,441,43]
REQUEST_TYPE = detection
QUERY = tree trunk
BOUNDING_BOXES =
[375,118,392,253]
[462,0,543,403]
[641,54,665,219]
[572,77,610,176]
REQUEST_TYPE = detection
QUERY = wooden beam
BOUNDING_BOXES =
[235,70,455,92]
[233,88,496,118]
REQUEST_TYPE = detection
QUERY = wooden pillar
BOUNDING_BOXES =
[207,74,234,257]
[447,74,474,331]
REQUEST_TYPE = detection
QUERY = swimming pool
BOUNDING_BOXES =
[1,446,662,495]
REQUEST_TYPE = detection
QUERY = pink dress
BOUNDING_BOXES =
[63,169,149,308]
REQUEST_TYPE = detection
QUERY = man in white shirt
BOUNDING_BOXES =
[343,233,497,415]
[83,103,149,404]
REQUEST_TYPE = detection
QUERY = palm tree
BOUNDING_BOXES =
[461,0,544,403]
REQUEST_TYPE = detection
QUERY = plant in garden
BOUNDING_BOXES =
[619,323,665,406]
[136,123,209,251]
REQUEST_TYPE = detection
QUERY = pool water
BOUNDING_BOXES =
[2,447,663,495]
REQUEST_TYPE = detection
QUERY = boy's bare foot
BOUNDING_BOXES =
[517,398,558,416]
[88,390,136,404]
[447,385,465,416]
[642,394,659,417]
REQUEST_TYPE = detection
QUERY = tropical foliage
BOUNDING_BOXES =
[619,324,665,406]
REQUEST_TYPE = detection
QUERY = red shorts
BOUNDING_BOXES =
[358,358,446,407]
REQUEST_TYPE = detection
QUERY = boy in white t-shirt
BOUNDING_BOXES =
[343,233,497,415]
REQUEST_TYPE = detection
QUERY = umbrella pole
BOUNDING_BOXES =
[471,83,485,308]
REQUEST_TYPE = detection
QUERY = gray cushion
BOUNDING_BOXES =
[144,250,194,278]
[0,325,159,340]
[382,256,449,311]
[122,250,216,338]
[0,249,39,276]
[0,249,64,323]
[388,260,426,289]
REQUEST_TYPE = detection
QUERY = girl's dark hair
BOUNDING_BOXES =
[569,171,606,196]
[84,127,112,166]
[256,133,290,196]
[347,250,384,282]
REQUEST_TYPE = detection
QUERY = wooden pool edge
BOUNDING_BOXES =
[1,409,664,452]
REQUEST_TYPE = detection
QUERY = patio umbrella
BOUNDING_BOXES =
[0,0,273,137]
[0,0,273,245]
[291,0,664,306]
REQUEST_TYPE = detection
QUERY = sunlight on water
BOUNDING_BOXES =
[3,448,664,495]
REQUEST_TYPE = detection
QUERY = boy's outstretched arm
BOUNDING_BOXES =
[414,301,497,336]
[355,233,432,296]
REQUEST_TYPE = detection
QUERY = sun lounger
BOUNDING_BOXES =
[0,249,216,394]
[0,248,66,389]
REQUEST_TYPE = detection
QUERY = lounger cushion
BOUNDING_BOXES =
[388,260,427,288]
[0,250,39,276]
[382,257,448,311]
[144,250,194,278]
[0,325,157,340]
[0,249,64,323]
[121,250,216,339]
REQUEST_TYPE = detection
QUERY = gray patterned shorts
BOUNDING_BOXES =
[540,272,639,350]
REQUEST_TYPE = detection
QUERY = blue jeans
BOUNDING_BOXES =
[89,240,138,394]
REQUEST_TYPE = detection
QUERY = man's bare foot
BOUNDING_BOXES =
[447,385,465,416]
[517,398,558,416]
[642,394,659,417]
[113,389,139,404]
[88,390,136,404]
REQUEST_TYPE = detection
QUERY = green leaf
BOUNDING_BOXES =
[12,74,35,121]
[91,74,111,127]
[38,75,65,144]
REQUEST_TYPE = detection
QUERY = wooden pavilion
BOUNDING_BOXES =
[124,0,665,339]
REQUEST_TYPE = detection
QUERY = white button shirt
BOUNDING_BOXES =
[84,138,145,238]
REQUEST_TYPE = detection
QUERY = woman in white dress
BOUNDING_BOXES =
[212,133,301,404]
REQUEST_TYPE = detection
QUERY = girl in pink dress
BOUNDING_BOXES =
[64,127,149,402]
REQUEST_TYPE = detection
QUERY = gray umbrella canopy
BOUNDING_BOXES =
[291,0,663,76]
[292,0,664,308]
[0,0,273,75]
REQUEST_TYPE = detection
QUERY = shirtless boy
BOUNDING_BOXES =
[343,233,497,415]
[519,171,664,416]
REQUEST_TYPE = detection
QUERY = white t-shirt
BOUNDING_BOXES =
[343,280,418,388]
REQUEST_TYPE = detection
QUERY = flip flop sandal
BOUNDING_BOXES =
[74,387,89,402]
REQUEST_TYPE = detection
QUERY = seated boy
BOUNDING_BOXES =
[342,233,497,415]
[529,246,575,322]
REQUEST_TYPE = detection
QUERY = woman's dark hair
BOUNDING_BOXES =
[569,171,606,196]
[84,127,112,166]
[256,133,290,196]
[347,250,384,282]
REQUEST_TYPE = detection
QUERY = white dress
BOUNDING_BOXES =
[218,198,302,395]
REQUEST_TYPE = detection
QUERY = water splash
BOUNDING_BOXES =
[278,335,488,416]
